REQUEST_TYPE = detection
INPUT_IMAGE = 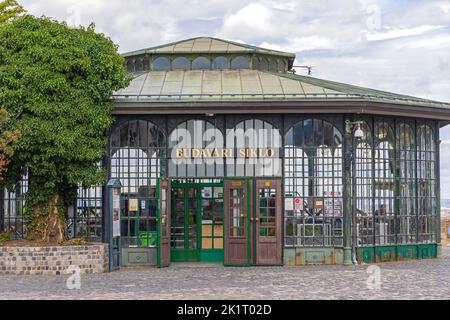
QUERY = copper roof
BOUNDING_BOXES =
[113,69,450,109]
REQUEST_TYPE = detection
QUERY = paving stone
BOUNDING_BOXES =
[0,246,449,300]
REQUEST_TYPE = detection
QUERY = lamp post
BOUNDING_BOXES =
[343,120,365,265]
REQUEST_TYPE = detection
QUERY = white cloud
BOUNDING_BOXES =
[259,36,335,53]
[219,3,274,37]
[442,3,450,14]
[365,25,444,41]
[397,34,450,49]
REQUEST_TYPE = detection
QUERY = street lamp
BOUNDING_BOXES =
[345,120,365,139]
[344,120,366,265]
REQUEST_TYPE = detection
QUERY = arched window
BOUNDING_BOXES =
[172,57,190,70]
[268,58,277,72]
[396,121,416,244]
[168,119,224,177]
[353,121,373,246]
[127,60,135,73]
[278,60,285,73]
[192,56,210,70]
[374,121,395,245]
[135,58,144,72]
[212,56,230,69]
[153,57,170,71]
[252,56,260,70]
[109,120,165,248]
[231,56,249,69]
[284,119,343,247]
[226,119,281,177]
[259,58,269,71]
[417,124,436,243]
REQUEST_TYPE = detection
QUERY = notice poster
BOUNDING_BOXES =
[112,189,121,237]
[285,198,294,211]
[294,198,303,211]
[202,187,212,198]
[128,198,138,212]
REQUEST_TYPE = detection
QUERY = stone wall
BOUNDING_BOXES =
[0,244,109,275]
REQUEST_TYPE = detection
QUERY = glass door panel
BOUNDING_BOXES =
[201,186,224,252]
[187,188,197,249]
[254,179,282,265]
[224,179,249,266]
[171,188,185,249]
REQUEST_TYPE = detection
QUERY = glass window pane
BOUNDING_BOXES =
[268,58,277,72]
[153,57,170,71]
[278,60,285,73]
[192,56,210,70]
[172,57,190,70]
[231,56,249,69]
[259,58,268,71]
[212,56,230,69]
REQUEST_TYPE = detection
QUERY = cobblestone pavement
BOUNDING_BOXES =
[1,246,449,300]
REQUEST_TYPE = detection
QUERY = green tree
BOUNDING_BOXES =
[0,15,129,242]
[0,0,25,25]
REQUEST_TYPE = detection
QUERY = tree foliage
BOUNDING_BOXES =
[0,15,129,242]
[0,0,25,25]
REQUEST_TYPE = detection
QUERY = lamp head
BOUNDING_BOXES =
[354,126,364,139]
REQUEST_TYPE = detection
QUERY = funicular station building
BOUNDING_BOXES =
[2,37,450,267]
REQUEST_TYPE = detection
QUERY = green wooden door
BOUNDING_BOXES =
[171,184,199,261]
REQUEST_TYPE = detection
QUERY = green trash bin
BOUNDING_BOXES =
[139,231,157,247]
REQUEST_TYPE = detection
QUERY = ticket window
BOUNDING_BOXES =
[120,187,158,248]
[201,186,224,250]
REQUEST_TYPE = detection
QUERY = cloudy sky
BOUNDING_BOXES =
[20,0,450,197]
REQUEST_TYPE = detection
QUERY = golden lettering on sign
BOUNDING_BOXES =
[175,148,275,158]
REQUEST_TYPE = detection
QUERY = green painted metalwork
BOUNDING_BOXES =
[356,244,438,263]
[156,178,161,267]
[397,245,418,260]
[343,117,353,265]
[170,180,224,263]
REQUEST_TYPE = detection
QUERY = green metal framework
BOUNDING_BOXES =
[170,179,224,262]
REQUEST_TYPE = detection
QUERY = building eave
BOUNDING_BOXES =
[111,99,450,121]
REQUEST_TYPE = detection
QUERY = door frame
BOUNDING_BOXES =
[170,181,200,261]
[252,178,283,266]
[223,177,252,266]
[159,177,283,267]
[170,180,225,262]
[223,177,283,267]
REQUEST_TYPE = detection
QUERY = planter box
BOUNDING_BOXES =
[0,243,109,276]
